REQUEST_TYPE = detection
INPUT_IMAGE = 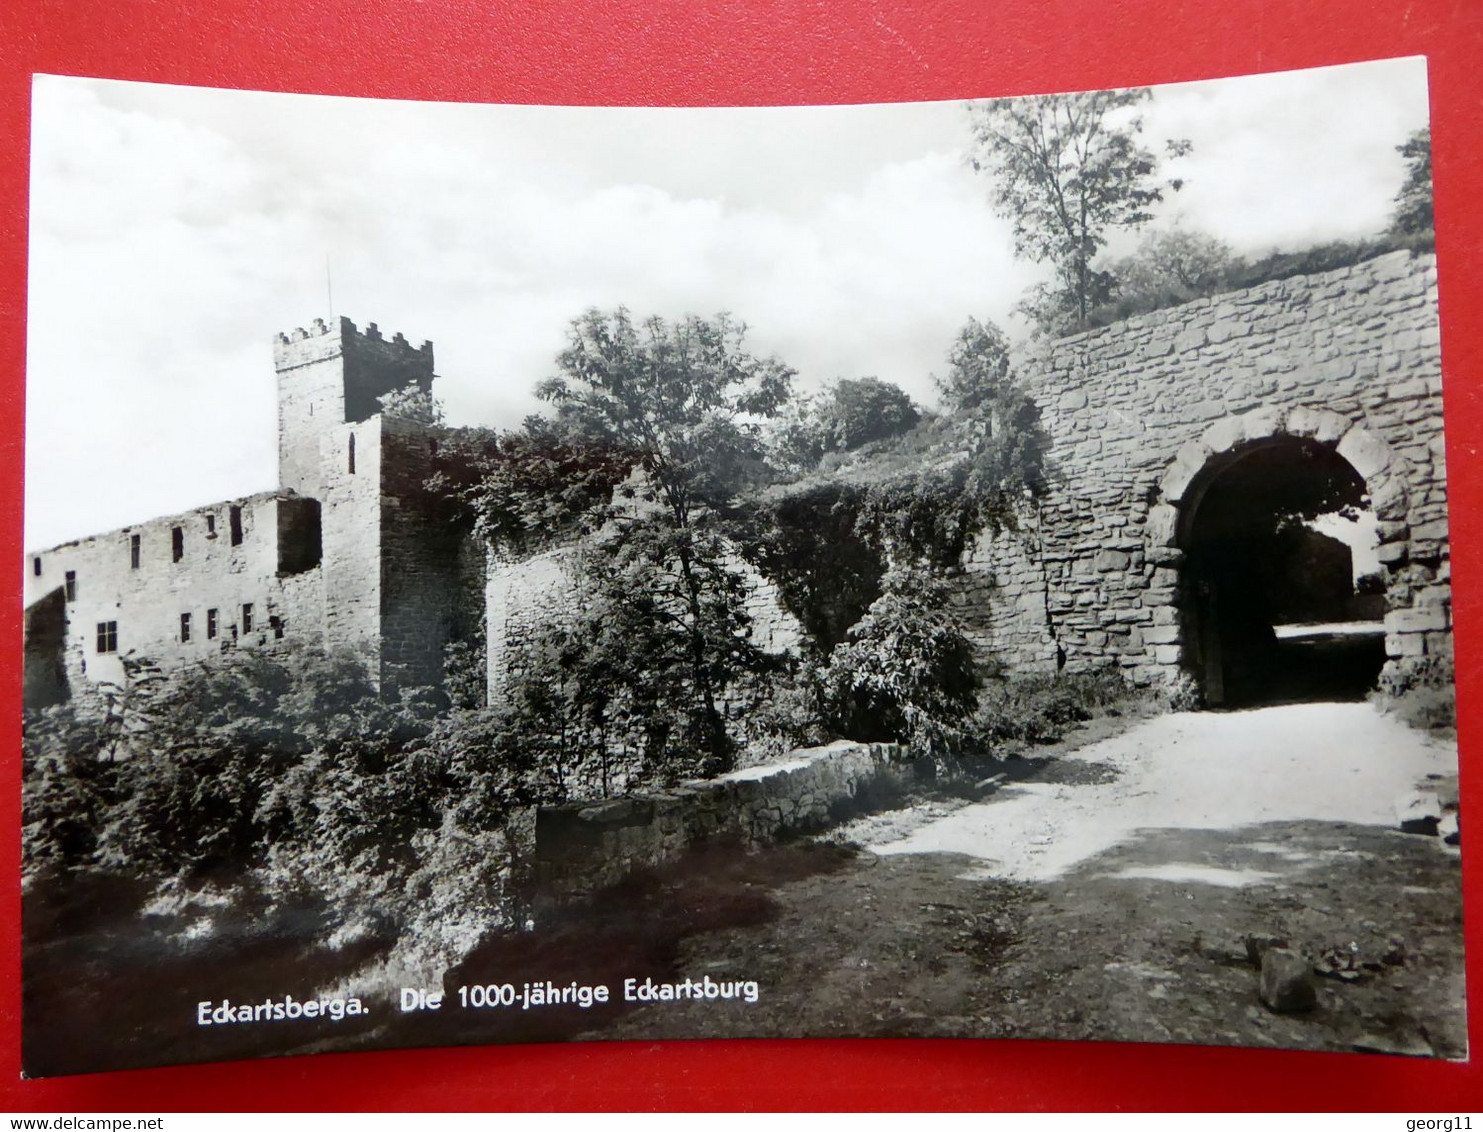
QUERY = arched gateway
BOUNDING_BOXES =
[1149,409,1408,704]
[962,249,1450,705]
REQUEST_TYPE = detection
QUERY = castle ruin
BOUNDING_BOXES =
[22,249,1452,715]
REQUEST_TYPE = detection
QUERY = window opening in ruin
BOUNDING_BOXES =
[31,557,40,577]
[172,526,184,562]
[242,603,254,633]
[64,571,76,602]
[1180,437,1382,709]
[348,432,356,474]
[129,534,140,569]
[270,615,284,640]
[95,621,117,653]
[207,608,218,640]
[180,612,192,643]
[229,505,243,546]
[206,514,217,537]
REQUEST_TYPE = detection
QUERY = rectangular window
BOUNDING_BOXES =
[95,621,117,654]
[241,602,254,633]
[129,534,140,569]
[206,514,217,536]
[348,432,356,474]
[172,526,184,562]
[180,612,192,643]
[64,570,76,602]
[31,557,40,577]
[229,505,243,546]
[269,615,284,640]
[206,608,218,640]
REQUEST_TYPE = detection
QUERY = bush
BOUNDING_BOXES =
[21,645,554,966]
[20,705,118,886]
[821,568,979,757]
[728,663,833,768]
[970,669,1131,749]
[1374,655,1456,732]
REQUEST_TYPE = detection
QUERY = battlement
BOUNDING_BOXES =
[273,316,433,372]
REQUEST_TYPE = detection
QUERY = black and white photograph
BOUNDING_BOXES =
[20,57,1464,1076]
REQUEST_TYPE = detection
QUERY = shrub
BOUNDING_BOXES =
[20,705,118,886]
[821,568,980,756]
[1374,655,1456,732]
[970,668,1131,750]
[728,663,834,768]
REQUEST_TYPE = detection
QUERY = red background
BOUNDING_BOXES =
[2,0,1482,1112]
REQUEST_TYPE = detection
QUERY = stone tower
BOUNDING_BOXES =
[273,317,449,688]
[274,316,435,497]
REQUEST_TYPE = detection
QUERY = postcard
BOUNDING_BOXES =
[20,58,1463,1076]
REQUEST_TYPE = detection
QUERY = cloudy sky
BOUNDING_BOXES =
[25,57,1429,549]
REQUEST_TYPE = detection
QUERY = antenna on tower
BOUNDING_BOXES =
[326,253,334,316]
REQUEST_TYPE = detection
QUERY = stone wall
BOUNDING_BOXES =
[969,249,1447,691]
[379,418,486,693]
[316,417,384,677]
[22,491,325,700]
[484,542,582,694]
[275,316,434,498]
[23,315,458,708]
[483,536,805,700]
[533,740,918,895]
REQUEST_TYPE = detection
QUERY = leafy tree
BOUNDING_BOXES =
[817,377,920,452]
[431,424,637,556]
[378,385,446,426]
[533,308,796,771]
[822,567,980,757]
[768,377,920,473]
[1111,228,1236,301]
[937,317,1012,417]
[1390,126,1434,236]
[936,317,1046,498]
[516,527,779,786]
[967,89,1190,332]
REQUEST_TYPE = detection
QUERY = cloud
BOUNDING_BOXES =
[25,61,1432,549]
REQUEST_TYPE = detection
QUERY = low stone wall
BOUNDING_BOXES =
[533,740,920,895]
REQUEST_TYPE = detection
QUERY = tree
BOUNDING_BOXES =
[936,317,1046,498]
[534,308,796,772]
[967,89,1190,331]
[1390,126,1433,236]
[816,377,920,452]
[1098,228,1238,320]
[937,317,1012,417]
[767,377,920,472]
[378,385,446,426]
[822,566,980,756]
[1114,228,1235,297]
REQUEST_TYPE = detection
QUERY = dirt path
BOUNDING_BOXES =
[866,702,1459,881]
[587,703,1466,1058]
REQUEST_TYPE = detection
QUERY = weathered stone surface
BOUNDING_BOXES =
[1441,811,1461,846]
[973,251,1450,690]
[535,741,919,896]
[1260,948,1318,1013]
[1395,791,1443,835]
[1245,934,1289,968]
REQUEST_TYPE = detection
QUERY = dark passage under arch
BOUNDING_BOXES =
[1180,436,1387,708]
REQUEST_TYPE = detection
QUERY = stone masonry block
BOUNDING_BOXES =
[1386,633,1427,657]
[1385,606,1448,635]
[1336,425,1395,481]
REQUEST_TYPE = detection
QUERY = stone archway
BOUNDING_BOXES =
[1146,407,1410,704]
